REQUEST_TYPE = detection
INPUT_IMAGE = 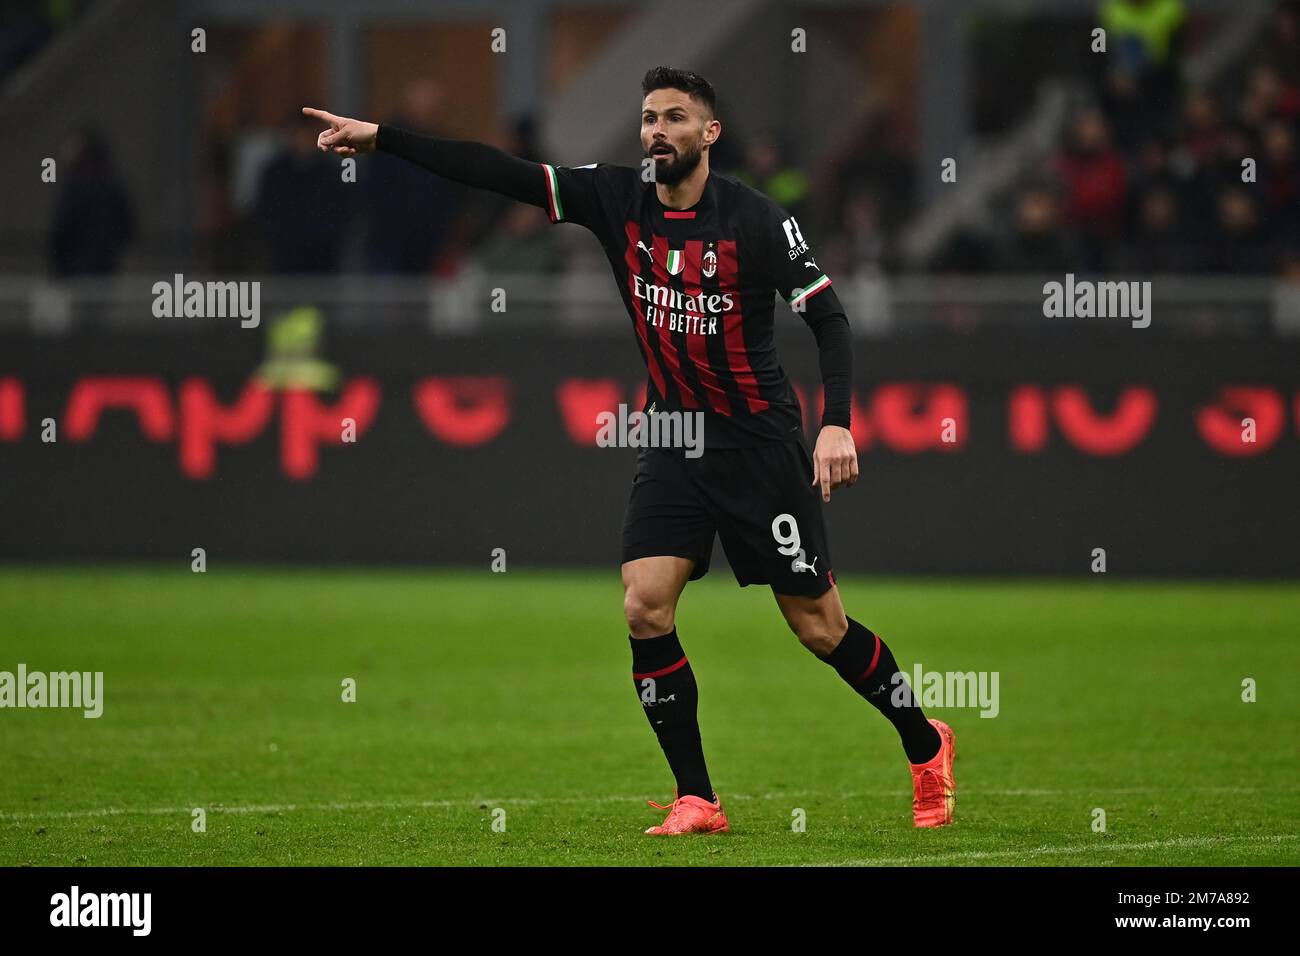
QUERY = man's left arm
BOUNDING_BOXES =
[764,202,859,502]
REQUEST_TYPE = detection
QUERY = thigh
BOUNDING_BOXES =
[696,439,835,597]
[621,447,715,580]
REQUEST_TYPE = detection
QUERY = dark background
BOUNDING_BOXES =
[4,324,1297,574]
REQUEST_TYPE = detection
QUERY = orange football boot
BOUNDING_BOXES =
[644,790,729,835]
[909,718,956,827]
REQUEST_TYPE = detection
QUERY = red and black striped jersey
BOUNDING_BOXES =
[541,162,844,447]
[372,125,851,446]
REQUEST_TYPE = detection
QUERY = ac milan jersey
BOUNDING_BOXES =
[541,163,842,447]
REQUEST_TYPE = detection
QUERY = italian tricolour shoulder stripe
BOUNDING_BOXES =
[789,274,831,309]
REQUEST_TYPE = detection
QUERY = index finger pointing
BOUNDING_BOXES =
[301,107,336,125]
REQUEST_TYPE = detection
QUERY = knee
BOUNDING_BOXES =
[623,587,676,638]
[786,607,849,656]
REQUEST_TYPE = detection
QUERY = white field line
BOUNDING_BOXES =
[808,834,1300,867]
[0,786,1271,823]
[0,796,624,822]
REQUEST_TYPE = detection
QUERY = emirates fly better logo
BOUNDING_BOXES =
[633,273,732,336]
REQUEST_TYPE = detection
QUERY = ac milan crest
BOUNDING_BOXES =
[702,249,717,278]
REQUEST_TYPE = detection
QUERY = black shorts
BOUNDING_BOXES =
[620,439,835,597]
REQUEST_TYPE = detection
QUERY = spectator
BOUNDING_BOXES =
[1175,89,1223,172]
[1253,1,1300,110]
[1116,186,1200,272]
[472,204,562,274]
[1101,61,1157,150]
[996,185,1078,273]
[1207,187,1273,274]
[455,114,542,254]
[1127,135,1184,201]
[827,115,914,251]
[50,129,135,277]
[254,110,350,273]
[734,132,810,221]
[1239,64,1284,132]
[1260,119,1300,244]
[1054,108,1128,268]
[1098,0,1186,141]
[1098,0,1187,75]
[363,78,460,275]
[834,190,888,276]
[1184,121,1258,243]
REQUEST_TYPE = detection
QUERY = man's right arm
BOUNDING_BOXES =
[377,126,614,232]
[374,124,548,209]
[302,106,604,229]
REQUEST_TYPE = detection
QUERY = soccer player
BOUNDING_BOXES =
[303,66,955,835]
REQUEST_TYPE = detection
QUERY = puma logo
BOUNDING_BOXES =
[637,241,654,262]
[792,555,818,574]
[803,259,819,270]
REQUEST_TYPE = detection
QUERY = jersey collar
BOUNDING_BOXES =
[653,171,715,222]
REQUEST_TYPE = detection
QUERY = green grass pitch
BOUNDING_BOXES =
[1,567,1297,866]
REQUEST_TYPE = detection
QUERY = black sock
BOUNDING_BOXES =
[629,629,714,801]
[818,617,941,764]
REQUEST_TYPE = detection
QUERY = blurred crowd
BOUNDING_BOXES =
[44,1,1300,280]
[935,0,1300,277]
[239,79,557,277]
[50,128,135,277]
[212,76,913,281]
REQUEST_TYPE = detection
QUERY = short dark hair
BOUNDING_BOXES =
[641,66,716,118]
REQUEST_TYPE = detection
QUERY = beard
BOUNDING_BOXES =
[649,139,704,186]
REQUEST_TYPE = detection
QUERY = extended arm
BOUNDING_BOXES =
[374,125,548,208]
[303,106,605,229]
[302,106,548,209]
